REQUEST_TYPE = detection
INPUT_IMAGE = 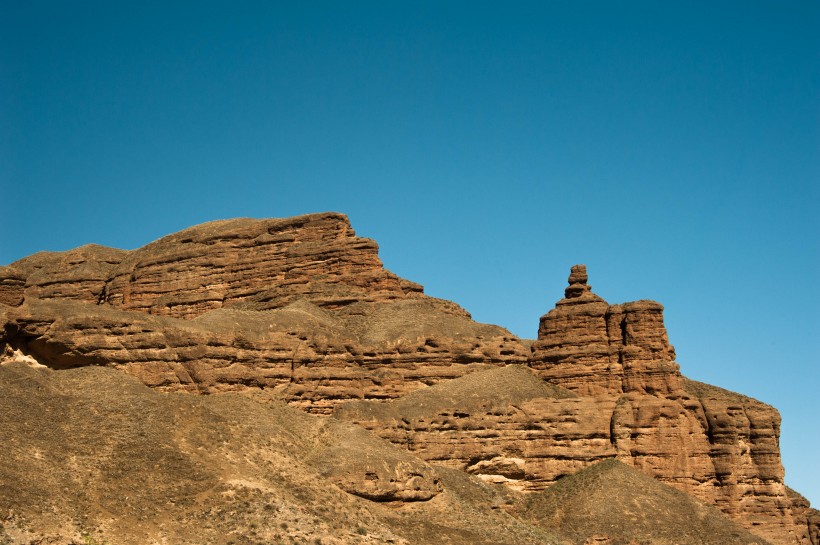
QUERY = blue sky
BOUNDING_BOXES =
[2,1,818,505]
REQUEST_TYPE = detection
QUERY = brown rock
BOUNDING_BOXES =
[305,421,443,502]
[103,213,425,317]
[335,365,809,544]
[0,297,528,413]
[0,362,551,545]
[335,366,616,492]
[530,264,680,395]
[0,266,25,306]
[8,244,128,304]
[784,485,819,544]
[1,221,815,545]
[520,458,774,545]
[4,213,426,317]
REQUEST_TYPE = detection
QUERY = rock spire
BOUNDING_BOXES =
[565,264,591,298]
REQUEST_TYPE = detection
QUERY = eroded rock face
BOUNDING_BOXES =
[335,366,808,544]
[3,213,424,316]
[0,297,528,414]
[1,220,816,545]
[2,245,128,305]
[0,266,25,306]
[520,458,774,545]
[794,492,820,545]
[1,213,528,412]
[336,266,813,545]
[530,264,681,396]
[104,213,425,317]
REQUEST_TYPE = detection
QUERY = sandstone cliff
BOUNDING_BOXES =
[0,213,528,412]
[1,213,424,314]
[1,213,816,545]
[338,266,815,544]
[529,264,680,396]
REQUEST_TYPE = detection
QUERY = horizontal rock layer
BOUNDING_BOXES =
[2,213,426,316]
[1,217,815,545]
[335,366,807,545]
[1,298,528,414]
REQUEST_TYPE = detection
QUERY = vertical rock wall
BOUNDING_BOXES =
[530,264,680,396]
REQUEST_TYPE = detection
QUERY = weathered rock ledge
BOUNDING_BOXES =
[1,214,816,545]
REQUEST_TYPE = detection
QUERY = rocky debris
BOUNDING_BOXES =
[519,458,773,545]
[530,264,681,395]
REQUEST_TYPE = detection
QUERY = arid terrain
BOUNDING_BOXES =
[1,212,817,545]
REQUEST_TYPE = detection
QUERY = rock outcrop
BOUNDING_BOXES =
[0,215,816,545]
[0,297,527,414]
[0,361,545,545]
[337,265,814,545]
[336,366,808,544]
[0,213,528,412]
[529,264,680,396]
[2,213,425,315]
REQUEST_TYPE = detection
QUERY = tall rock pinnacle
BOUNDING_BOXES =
[564,264,591,298]
[530,265,680,396]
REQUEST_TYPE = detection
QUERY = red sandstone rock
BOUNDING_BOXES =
[0,297,528,413]
[103,213,425,317]
[530,264,681,395]
[6,244,128,304]
[334,365,807,544]
[1,221,815,545]
[0,266,25,306]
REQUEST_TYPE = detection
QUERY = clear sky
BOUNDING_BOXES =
[2,1,818,506]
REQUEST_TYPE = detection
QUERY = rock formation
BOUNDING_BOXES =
[338,264,818,544]
[0,213,430,315]
[529,264,680,396]
[1,213,817,545]
[0,213,528,413]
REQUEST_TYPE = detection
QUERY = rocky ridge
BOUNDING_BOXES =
[1,213,817,545]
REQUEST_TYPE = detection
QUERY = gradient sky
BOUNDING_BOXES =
[2,1,818,505]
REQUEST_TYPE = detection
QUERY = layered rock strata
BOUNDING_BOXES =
[0,297,527,414]
[0,213,528,412]
[0,216,816,545]
[519,458,773,545]
[1,213,425,316]
[336,366,807,544]
[529,264,680,396]
[337,266,814,545]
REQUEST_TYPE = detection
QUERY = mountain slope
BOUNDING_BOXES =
[519,458,772,545]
